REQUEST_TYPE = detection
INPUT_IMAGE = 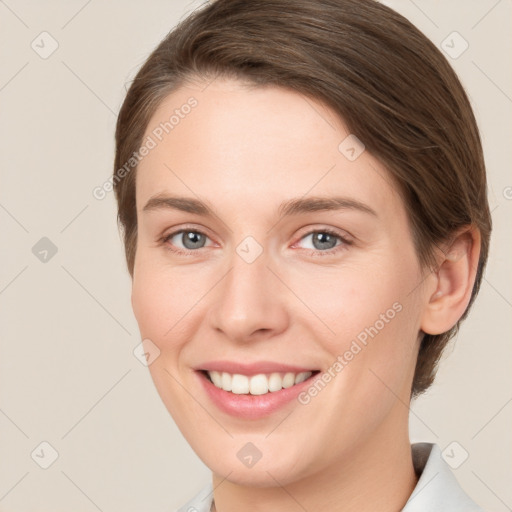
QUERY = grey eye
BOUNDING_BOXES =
[172,231,209,250]
[300,231,341,251]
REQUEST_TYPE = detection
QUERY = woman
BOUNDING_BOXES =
[113,0,491,510]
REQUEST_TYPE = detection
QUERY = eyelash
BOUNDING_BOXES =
[160,226,352,257]
[292,228,352,257]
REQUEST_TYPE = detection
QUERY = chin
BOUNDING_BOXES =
[194,437,314,487]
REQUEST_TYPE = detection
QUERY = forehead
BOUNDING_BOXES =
[136,78,402,219]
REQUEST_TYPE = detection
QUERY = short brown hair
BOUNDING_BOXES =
[113,0,491,397]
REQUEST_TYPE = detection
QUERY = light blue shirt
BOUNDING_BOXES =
[177,443,484,511]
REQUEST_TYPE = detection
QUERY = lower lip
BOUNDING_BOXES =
[196,371,318,419]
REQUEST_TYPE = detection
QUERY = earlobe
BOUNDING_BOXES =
[421,227,481,335]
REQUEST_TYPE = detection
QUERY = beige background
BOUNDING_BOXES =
[0,0,510,511]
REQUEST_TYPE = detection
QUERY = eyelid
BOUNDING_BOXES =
[292,224,354,245]
[289,226,353,257]
[160,224,216,252]
[161,224,354,256]
[161,223,214,240]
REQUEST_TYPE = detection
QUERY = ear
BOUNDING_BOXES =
[420,226,481,335]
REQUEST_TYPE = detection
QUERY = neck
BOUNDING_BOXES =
[211,410,418,512]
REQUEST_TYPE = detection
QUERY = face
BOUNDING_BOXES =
[131,78,430,486]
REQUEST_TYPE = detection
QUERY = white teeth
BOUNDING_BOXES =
[221,372,232,391]
[282,372,296,388]
[231,374,249,394]
[295,371,311,384]
[249,374,268,395]
[210,370,222,388]
[268,372,283,392]
[206,370,313,395]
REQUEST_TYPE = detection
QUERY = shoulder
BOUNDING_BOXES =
[175,482,214,512]
[402,442,485,512]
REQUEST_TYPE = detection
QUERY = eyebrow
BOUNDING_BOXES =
[142,194,377,218]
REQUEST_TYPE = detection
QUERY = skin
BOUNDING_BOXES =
[131,77,480,511]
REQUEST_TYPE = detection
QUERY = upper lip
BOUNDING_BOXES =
[197,360,318,376]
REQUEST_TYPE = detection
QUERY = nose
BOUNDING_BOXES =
[207,249,290,343]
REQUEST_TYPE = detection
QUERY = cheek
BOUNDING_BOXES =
[131,262,186,348]
[298,256,421,399]
[131,264,198,420]
[131,272,167,340]
[290,258,414,347]
[131,257,216,357]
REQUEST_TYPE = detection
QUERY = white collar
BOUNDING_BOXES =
[402,443,483,511]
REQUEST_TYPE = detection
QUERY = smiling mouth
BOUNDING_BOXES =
[201,370,320,395]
